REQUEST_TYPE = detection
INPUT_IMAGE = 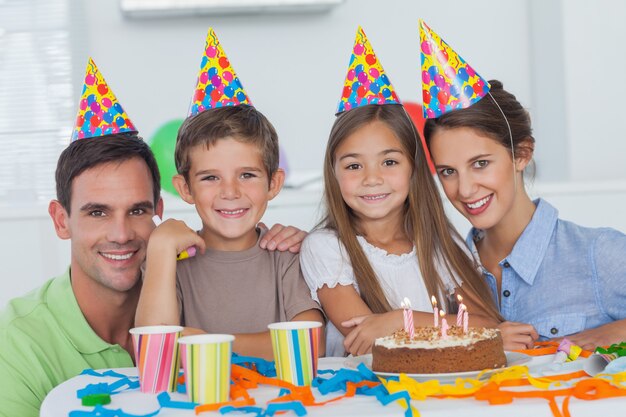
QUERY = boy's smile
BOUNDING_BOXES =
[177,138,284,251]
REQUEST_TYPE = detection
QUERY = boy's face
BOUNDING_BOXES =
[175,138,284,251]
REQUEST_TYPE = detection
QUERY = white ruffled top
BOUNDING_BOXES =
[300,228,457,356]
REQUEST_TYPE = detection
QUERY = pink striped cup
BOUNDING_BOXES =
[130,325,183,393]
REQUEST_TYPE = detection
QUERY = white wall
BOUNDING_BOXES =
[3,1,626,308]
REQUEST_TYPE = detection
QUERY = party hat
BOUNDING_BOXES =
[188,28,251,117]
[419,19,490,119]
[336,26,400,115]
[71,58,137,142]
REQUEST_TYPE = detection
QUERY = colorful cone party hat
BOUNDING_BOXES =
[419,19,490,119]
[71,58,137,142]
[336,26,401,115]
[188,28,251,117]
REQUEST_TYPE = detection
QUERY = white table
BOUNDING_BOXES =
[41,356,626,417]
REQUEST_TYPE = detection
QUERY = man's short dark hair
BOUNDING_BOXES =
[55,134,161,214]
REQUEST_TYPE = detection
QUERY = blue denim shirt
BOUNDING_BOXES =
[467,198,626,340]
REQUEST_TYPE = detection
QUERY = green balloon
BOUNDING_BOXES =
[149,119,184,197]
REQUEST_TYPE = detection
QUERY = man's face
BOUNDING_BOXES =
[51,157,162,294]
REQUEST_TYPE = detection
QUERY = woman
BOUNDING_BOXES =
[424,80,626,350]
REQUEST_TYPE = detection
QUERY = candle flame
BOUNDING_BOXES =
[431,295,437,306]
[457,294,463,303]
[439,309,445,317]
[403,297,411,309]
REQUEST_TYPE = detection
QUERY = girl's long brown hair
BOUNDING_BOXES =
[320,104,501,320]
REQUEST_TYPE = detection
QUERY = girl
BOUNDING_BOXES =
[424,80,626,350]
[300,104,501,356]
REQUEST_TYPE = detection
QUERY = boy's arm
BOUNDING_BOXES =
[135,219,205,327]
[232,309,325,361]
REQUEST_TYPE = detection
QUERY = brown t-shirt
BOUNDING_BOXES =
[175,230,321,334]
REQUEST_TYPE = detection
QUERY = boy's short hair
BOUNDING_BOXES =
[55,134,161,214]
[175,105,279,182]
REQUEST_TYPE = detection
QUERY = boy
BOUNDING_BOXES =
[136,105,324,359]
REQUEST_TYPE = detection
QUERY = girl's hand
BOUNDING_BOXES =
[498,321,538,350]
[258,222,307,253]
[342,310,403,356]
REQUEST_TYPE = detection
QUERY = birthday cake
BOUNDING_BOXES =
[371,326,506,374]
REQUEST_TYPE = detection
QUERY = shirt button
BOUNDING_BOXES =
[503,261,511,268]
[550,327,558,335]
[112,347,120,353]
[503,290,511,297]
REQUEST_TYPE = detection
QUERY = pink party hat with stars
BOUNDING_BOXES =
[336,26,401,115]
[188,28,251,117]
[71,58,137,141]
[419,19,490,119]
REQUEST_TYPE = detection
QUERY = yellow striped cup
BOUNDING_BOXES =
[268,321,322,386]
[178,334,234,404]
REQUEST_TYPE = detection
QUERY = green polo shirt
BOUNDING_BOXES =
[0,269,133,417]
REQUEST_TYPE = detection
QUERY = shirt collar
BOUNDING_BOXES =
[47,268,118,355]
[468,198,559,285]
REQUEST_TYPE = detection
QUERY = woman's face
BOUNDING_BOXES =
[429,126,528,231]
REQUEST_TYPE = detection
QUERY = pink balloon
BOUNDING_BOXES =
[369,68,380,78]
[444,66,456,79]
[357,72,368,84]
[206,46,217,58]
[427,108,436,118]
[85,74,96,85]
[101,97,112,108]
[90,102,101,113]
[466,65,476,77]
[344,102,352,111]
[421,41,432,55]
[353,43,365,55]
[422,70,431,85]
[434,74,445,88]
[347,69,356,81]
[200,71,208,84]
[80,99,88,110]
[223,71,233,82]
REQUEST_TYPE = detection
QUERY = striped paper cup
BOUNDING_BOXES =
[178,334,234,404]
[268,321,322,386]
[129,325,183,393]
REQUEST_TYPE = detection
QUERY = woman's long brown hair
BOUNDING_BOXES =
[319,104,501,320]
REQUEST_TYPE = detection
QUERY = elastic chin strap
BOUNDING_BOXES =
[401,105,422,163]
[487,92,518,189]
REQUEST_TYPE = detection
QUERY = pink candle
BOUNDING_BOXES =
[456,294,466,327]
[401,298,415,338]
[431,295,438,327]
[440,310,449,339]
[463,310,469,333]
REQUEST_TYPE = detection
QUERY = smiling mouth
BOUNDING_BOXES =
[464,194,492,210]
[217,208,248,217]
[360,193,389,201]
[100,251,136,261]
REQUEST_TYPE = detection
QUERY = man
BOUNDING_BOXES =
[0,61,306,416]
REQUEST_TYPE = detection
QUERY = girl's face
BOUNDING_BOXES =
[429,126,529,231]
[333,120,412,227]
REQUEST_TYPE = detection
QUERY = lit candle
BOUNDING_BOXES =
[456,294,466,327]
[463,310,469,333]
[401,297,415,338]
[440,310,449,339]
[431,295,438,327]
